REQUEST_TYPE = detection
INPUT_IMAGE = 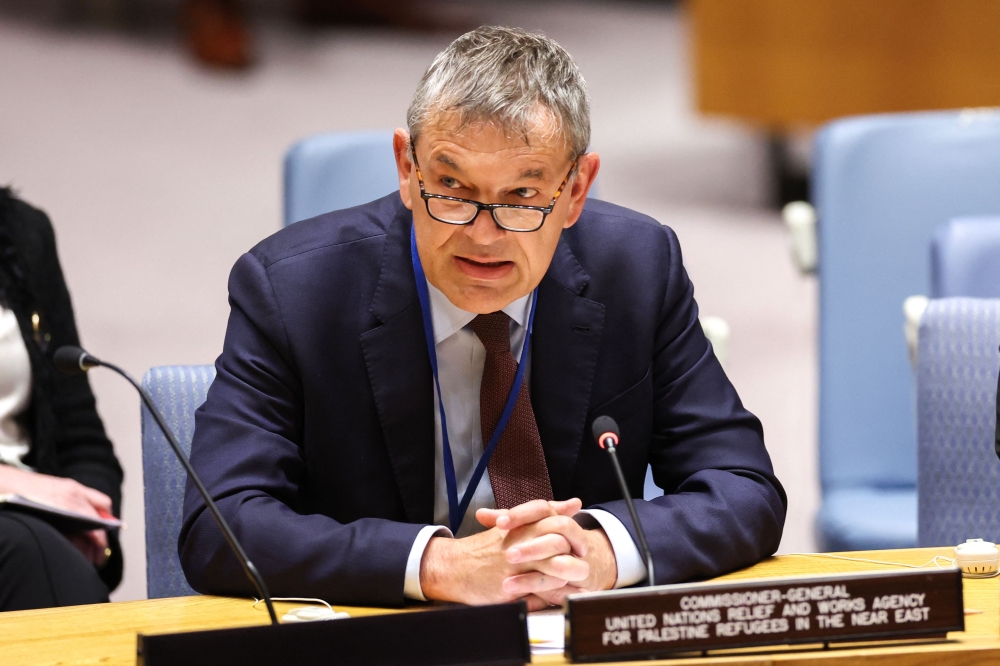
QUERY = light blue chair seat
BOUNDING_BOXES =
[814,109,1000,551]
[917,298,1000,547]
[817,488,918,552]
[142,364,216,599]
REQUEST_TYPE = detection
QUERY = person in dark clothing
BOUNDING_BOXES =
[0,187,124,612]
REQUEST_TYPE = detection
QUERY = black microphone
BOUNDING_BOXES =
[591,415,655,586]
[54,345,279,625]
[53,346,100,374]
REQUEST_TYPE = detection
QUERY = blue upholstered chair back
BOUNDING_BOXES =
[141,364,216,598]
[932,217,1000,298]
[283,130,399,226]
[917,298,1000,546]
[813,109,1000,550]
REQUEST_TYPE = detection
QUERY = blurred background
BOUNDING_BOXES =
[3,0,997,603]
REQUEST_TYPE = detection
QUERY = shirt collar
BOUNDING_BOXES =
[426,281,533,345]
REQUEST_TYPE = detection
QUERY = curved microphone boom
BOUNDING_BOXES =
[54,345,279,625]
[591,415,655,586]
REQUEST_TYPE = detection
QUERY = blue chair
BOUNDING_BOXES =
[142,364,216,599]
[917,298,1000,547]
[283,130,400,226]
[813,109,1000,551]
[932,217,1000,298]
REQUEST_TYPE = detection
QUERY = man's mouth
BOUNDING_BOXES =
[454,256,515,280]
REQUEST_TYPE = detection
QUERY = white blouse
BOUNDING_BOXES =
[0,305,32,469]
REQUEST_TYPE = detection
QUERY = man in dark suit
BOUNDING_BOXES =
[180,26,786,609]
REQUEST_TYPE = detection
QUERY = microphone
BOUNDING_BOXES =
[591,415,655,586]
[54,346,279,625]
[53,346,100,374]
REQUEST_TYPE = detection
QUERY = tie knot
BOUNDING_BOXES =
[469,312,512,354]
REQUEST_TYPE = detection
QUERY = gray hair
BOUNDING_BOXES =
[406,26,590,159]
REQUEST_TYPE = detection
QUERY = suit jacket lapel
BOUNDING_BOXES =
[360,207,436,524]
[531,238,605,500]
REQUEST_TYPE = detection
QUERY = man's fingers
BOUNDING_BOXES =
[494,499,558,531]
[475,507,501,528]
[543,515,590,556]
[523,554,590,583]
[550,498,583,516]
[533,584,583,607]
[507,514,590,557]
[505,533,571,563]
[478,498,583,530]
[524,594,555,612]
[501,570,569,596]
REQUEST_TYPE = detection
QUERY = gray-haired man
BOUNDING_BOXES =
[181,26,786,609]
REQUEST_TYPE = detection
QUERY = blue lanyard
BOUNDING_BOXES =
[410,225,538,533]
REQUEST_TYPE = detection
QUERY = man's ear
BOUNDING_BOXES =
[562,152,600,229]
[393,128,414,210]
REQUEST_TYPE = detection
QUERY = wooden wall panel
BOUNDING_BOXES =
[690,0,1000,128]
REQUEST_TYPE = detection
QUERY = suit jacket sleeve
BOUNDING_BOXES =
[593,225,787,584]
[995,363,1000,460]
[178,250,425,607]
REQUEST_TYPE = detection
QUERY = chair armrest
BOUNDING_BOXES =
[903,295,929,369]
[783,201,817,274]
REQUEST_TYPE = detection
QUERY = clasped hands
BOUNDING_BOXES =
[419,498,617,610]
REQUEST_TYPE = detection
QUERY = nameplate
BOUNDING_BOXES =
[565,568,964,662]
[137,601,529,666]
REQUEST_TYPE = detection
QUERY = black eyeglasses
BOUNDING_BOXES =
[412,153,577,232]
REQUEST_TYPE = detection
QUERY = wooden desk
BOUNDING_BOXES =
[1,548,997,665]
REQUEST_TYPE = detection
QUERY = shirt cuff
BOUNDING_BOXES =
[576,509,647,588]
[403,525,453,601]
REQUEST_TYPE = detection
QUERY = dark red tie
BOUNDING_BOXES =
[469,311,554,509]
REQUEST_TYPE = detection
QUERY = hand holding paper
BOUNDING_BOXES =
[0,465,115,565]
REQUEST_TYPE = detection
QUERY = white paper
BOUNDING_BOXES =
[528,609,565,654]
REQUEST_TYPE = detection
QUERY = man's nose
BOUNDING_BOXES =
[464,208,506,244]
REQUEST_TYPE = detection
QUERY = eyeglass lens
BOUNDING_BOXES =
[427,198,544,230]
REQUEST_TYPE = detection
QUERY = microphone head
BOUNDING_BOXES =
[592,415,620,449]
[53,346,96,375]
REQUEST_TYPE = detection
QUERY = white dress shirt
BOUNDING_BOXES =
[0,306,32,470]
[403,281,646,600]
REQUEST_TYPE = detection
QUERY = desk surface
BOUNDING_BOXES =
[1,547,997,666]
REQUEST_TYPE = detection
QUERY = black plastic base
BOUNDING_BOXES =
[138,601,529,666]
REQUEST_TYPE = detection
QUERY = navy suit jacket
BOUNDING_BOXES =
[179,194,786,607]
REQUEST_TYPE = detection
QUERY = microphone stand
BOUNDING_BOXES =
[592,415,656,586]
[603,444,655,586]
[55,347,278,625]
